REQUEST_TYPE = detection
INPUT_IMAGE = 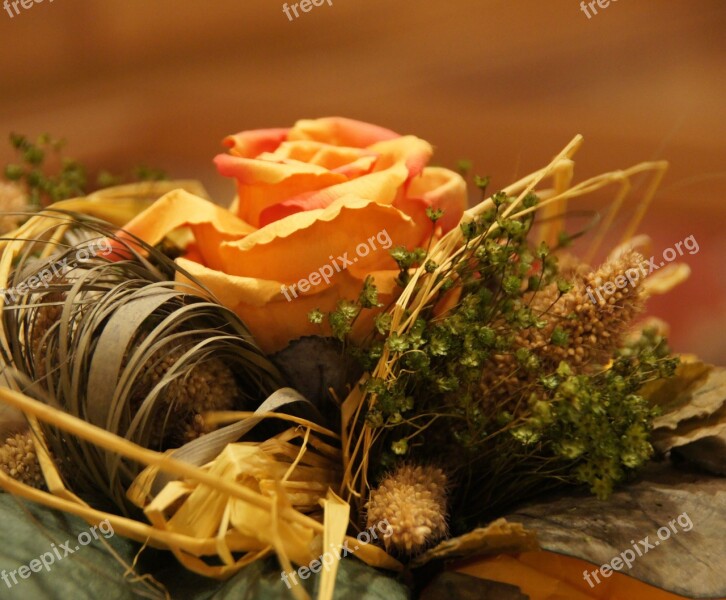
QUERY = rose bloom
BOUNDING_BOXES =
[119,117,467,353]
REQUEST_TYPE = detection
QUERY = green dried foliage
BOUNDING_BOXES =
[3,133,166,207]
[317,192,678,528]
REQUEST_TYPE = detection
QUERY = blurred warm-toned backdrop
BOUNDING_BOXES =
[1,0,724,361]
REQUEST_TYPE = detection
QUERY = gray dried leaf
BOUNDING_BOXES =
[505,463,726,598]
[271,335,361,422]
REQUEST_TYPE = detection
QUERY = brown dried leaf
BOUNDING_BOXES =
[672,435,726,476]
[642,360,712,415]
[410,518,539,568]
[652,367,726,453]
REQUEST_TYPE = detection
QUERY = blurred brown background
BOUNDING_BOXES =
[0,0,724,361]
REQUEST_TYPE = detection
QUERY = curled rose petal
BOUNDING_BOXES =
[218,195,425,280]
[256,136,434,228]
[190,198,424,353]
[223,127,289,158]
[394,166,468,234]
[176,258,400,354]
[111,189,255,268]
[214,153,346,227]
[287,116,400,147]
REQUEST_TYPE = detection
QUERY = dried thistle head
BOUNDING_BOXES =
[0,430,43,489]
[366,463,448,556]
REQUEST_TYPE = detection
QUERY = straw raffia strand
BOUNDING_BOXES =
[0,385,401,600]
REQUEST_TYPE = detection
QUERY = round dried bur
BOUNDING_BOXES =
[366,463,448,556]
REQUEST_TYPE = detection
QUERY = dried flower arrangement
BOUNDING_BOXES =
[0,120,722,600]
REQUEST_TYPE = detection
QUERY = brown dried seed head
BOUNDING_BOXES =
[0,431,44,489]
[135,345,240,448]
[480,250,647,409]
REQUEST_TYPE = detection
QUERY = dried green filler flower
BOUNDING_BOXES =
[366,463,448,555]
[322,190,678,528]
[3,133,166,207]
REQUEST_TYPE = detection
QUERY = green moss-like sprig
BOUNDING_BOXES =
[3,133,166,207]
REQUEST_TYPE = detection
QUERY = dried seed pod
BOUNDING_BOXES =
[366,463,448,555]
[0,430,43,489]
[133,345,241,448]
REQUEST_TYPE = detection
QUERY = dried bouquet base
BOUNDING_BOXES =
[0,137,721,600]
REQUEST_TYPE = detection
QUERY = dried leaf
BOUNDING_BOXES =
[318,489,351,600]
[410,518,539,568]
[642,360,713,415]
[672,435,726,476]
[271,336,361,421]
[504,464,726,598]
[652,368,726,453]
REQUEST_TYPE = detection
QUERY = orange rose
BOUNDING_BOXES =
[214,117,466,234]
[118,117,467,352]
